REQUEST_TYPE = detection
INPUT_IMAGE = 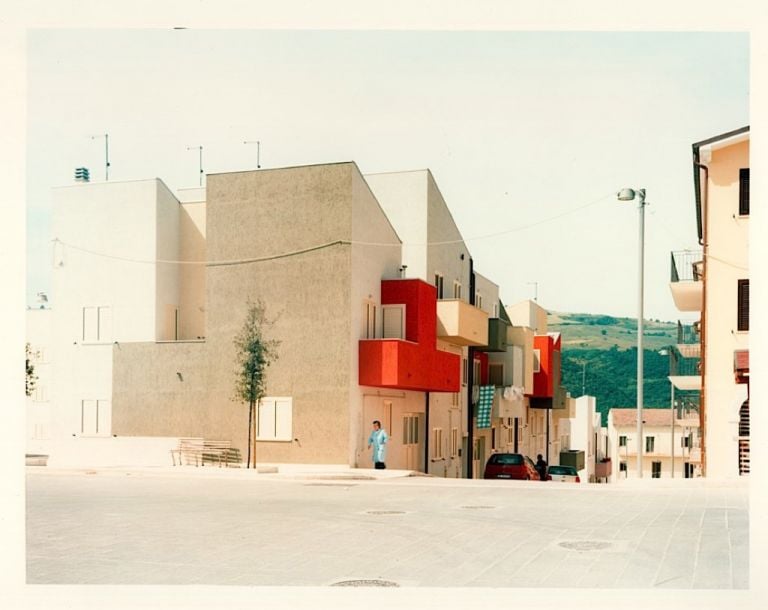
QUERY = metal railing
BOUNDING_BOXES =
[670,250,703,282]
[677,320,699,345]
[669,349,701,377]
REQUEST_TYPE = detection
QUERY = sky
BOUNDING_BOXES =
[24,29,748,322]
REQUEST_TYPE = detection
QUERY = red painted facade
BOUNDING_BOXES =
[359,279,461,392]
[531,333,561,397]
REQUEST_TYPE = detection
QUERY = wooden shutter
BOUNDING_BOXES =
[382,305,404,339]
[737,279,749,331]
[739,168,749,216]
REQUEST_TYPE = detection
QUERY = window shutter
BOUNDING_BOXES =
[739,168,750,216]
[382,305,404,339]
[258,399,276,439]
[737,279,749,331]
[83,307,98,342]
[274,399,292,441]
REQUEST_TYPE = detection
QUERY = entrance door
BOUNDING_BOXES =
[402,413,420,471]
[473,437,486,478]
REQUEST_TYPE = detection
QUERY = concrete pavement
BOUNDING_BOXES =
[25,464,749,591]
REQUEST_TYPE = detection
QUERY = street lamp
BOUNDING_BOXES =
[617,187,647,478]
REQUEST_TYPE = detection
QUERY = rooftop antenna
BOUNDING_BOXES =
[527,281,538,302]
[186,145,203,186]
[90,134,110,180]
[243,140,261,169]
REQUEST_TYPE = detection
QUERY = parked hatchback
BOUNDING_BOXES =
[546,464,580,482]
[483,453,540,480]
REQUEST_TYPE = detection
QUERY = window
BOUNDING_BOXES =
[619,461,627,473]
[737,279,749,331]
[32,385,48,403]
[450,427,459,457]
[432,428,444,459]
[507,419,515,445]
[681,435,691,448]
[362,301,376,339]
[473,359,481,386]
[645,436,655,453]
[257,397,292,441]
[475,291,483,310]
[434,274,444,300]
[403,415,419,445]
[382,305,405,339]
[82,306,112,342]
[619,435,627,447]
[488,363,504,387]
[451,392,459,407]
[462,358,468,386]
[453,281,462,300]
[80,399,110,436]
[533,349,541,373]
[651,461,662,478]
[492,302,499,318]
[739,168,749,216]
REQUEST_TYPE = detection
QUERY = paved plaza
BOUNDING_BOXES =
[24,466,750,592]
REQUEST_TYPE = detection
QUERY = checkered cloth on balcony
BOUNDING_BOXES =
[476,385,494,429]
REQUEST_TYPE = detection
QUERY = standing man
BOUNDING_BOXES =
[535,454,548,481]
[367,420,389,469]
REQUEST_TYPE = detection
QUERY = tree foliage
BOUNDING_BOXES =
[26,343,37,398]
[233,300,280,468]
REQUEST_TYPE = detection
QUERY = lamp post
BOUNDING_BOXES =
[617,187,647,478]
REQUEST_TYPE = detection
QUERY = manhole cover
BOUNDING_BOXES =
[331,579,399,587]
[558,540,612,552]
[365,510,405,516]
[461,505,496,510]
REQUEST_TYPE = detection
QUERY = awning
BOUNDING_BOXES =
[476,385,494,429]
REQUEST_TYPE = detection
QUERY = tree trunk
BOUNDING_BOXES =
[252,403,257,469]
[247,400,253,468]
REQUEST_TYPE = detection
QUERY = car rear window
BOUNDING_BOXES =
[489,454,523,465]
[548,466,576,475]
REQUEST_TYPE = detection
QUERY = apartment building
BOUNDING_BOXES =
[669,126,749,478]
[32,161,580,475]
[608,408,701,479]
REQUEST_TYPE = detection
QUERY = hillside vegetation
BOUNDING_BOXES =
[547,312,697,425]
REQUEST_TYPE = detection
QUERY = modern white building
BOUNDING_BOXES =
[608,408,701,479]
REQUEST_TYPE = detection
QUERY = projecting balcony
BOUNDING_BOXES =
[359,339,460,393]
[436,299,489,347]
[669,250,703,312]
[668,352,702,391]
[676,320,701,359]
[476,317,509,353]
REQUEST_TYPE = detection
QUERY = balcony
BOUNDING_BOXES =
[359,339,460,393]
[668,351,702,391]
[676,320,700,359]
[476,318,509,352]
[669,250,703,312]
[436,299,489,347]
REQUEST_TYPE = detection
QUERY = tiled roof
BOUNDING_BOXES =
[610,408,700,428]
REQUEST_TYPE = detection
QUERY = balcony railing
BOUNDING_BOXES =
[671,250,703,283]
[677,320,699,345]
[669,351,700,376]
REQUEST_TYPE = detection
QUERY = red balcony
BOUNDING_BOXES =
[359,278,461,393]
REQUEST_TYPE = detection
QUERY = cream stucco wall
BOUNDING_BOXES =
[506,300,548,334]
[702,139,749,479]
[50,179,179,440]
[178,200,206,340]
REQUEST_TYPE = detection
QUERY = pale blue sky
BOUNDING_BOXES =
[26,30,749,321]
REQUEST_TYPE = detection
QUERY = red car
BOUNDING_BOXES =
[483,453,540,480]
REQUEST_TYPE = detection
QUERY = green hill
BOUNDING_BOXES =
[547,312,697,425]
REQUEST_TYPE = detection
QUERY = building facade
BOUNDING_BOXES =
[669,126,749,478]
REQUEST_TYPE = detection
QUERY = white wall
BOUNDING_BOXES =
[569,395,596,482]
[26,308,53,447]
[49,179,179,441]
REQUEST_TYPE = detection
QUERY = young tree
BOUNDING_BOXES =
[26,343,37,398]
[233,300,280,469]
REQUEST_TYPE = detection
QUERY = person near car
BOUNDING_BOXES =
[367,420,389,469]
[535,454,548,481]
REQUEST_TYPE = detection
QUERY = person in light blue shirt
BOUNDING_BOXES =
[367,420,389,469]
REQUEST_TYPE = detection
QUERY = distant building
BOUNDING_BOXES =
[608,408,701,479]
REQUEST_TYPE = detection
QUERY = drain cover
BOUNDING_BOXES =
[331,579,399,587]
[365,510,405,515]
[558,540,612,551]
[461,505,496,510]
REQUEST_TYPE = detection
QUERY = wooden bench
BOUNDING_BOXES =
[171,438,204,466]
[171,438,242,468]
